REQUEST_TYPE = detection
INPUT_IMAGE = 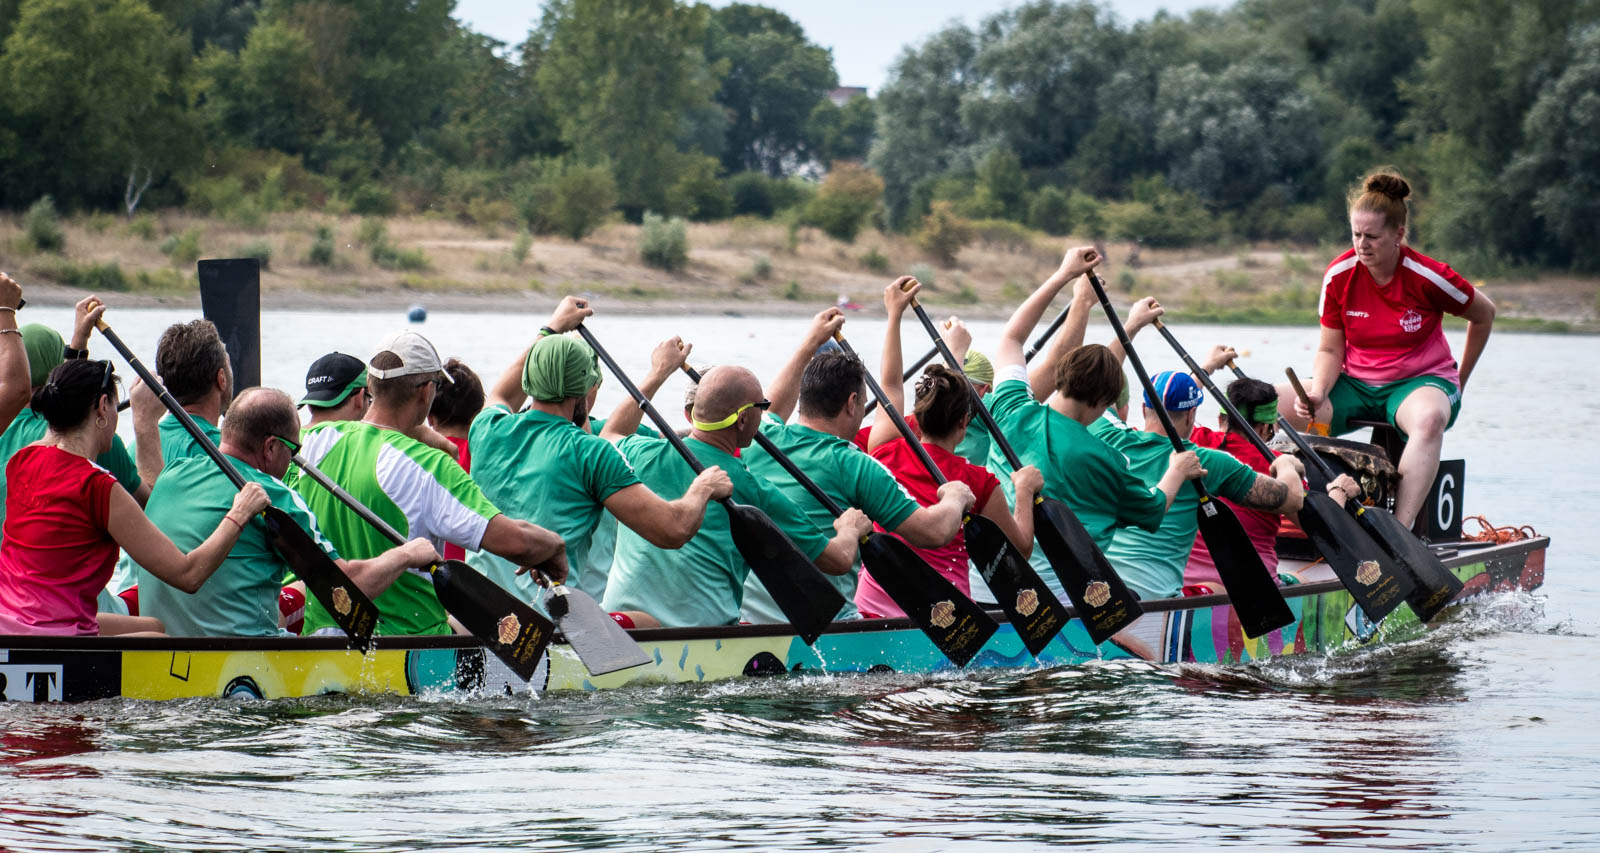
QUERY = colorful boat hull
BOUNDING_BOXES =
[0,537,1546,703]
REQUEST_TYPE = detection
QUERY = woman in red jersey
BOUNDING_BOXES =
[0,359,267,635]
[1294,170,1496,527]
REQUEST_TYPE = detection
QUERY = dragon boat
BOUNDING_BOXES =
[0,535,1546,703]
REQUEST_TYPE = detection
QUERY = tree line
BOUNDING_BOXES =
[1,0,1595,271]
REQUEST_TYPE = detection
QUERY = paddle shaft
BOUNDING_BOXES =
[291,452,408,546]
[831,335,951,489]
[865,302,1069,416]
[1154,322,1280,464]
[1227,364,1349,488]
[905,301,1028,472]
[863,347,937,416]
[575,326,708,478]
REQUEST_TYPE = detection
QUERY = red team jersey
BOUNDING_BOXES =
[1319,246,1477,385]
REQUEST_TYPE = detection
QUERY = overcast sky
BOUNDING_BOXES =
[452,0,1224,93]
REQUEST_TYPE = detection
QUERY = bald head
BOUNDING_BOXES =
[222,387,299,449]
[692,366,761,424]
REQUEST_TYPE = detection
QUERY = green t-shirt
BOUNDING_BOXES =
[740,414,919,622]
[159,412,222,466]
[1088,413,1260,600]
[0,407,141,533]
[465,405,640,601]
[953,409,993,468]
[602,434,829,628]
[578,416,660,602]
[986,374,1168,601]
[137,453,340,637]
[293,421,500,635]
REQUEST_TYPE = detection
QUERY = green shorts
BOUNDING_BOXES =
[1327,374,1461,438]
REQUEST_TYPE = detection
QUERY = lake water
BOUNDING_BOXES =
[1,305,1595,851]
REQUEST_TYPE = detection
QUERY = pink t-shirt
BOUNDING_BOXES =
[1319,246,1477,385]
[1183,426,1282,591]
[856,436,997,619]
[0,445,120,635]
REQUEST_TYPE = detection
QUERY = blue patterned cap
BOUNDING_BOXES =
[1143,370,1204,411]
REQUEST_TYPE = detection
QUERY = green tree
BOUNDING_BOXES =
[706,3,837,175]
[870,24,981,228]
[0,0,197,210]
[804,93,875,166]
[535,0,722,217]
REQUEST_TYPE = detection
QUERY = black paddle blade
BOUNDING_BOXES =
[262,506,377,652]
[860,532,998,666]
[432,559,554,681]
[1298,492,1414,621]
[543,583,651,676]
[1032,498,1144,645]
[1195,497,1294,638]
[962,514,1069,656]
[724,500,845,645]
[1353,504,1463,622]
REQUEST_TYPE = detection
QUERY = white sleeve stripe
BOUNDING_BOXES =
[1402,257,1469,304]
[1320,256,1358,317]
[375,443,491,552]
[996,364,1029,388]
[299,427,342,466]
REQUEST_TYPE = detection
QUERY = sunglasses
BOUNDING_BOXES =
[272,434,303,455]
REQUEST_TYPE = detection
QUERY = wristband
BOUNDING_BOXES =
[63,345,88,360]
[538,326,558,338]
[223,514,245,532]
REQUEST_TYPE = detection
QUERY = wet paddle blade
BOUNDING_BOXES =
[1195,497,1294,638]
[962,514,1069,656]
[262,506,377,652]
[432,559,554,681]
[1298,492,1413,621]
[1032,498,1143,645]
[724,500,845,645]
[543,583,651,676]
[860,533,998,666]
[1352,504,1463,622]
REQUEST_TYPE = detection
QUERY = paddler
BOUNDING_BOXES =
[151,319,233,471]
[298,352,370,427]
[136,388,438,637]
[1090,369,1306,600]
[466,296,732,622]
[291,330,567,636]
[738,303,974,622]
[985,247,1204,601]
[601,364,872,628]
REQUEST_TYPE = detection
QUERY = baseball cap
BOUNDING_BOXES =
[369,330,452,383]
[299,352,368,408]
[1143,370,1204,411]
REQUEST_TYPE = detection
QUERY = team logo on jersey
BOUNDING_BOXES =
[1015,589,1039,617]
[331,586,352,616]
[497,613,522,645]
[1355,560,1382,586]
[1400,309,1424,333]
[1083,580,1111,608]
[929,600,956,629]
[1345,310,1369,318]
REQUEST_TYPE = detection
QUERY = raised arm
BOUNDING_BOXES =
[866,277,919,451]
[487,296,594,412]
[111,482,269,593]
[0,274,31,429]
[1029,275,1096,399]
[130,378,165,487]
[999,246,1099,373]
[1107,297,1164,365]
[766,306,846,422]
[1457,291,1496,390]
[600,337,690,442]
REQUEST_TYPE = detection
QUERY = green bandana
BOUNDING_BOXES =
[523,334,599,402]
[1248,401,1279,424]
[962,350,994,386]
[20,324,63,388]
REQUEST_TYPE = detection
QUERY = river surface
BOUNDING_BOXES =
[1,306,1595,850]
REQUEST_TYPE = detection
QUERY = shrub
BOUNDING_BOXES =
[466,197,516,235]
[23,196,65,253]
[908,263,936,290]
[639,212,689,271]
[519,163,618,241]
[859,248,890,273]
[1104,176,1216,248]
[951,280,979,304]
[31,257,129,291]
[747,254,773,281]
[510,230,533,265]
[371,241,429,271]
[1116,269,1138,293]
[1066,192,1106,239]
[969,218,1037,252]
[1027,187,1073,235]
[781,279,802,300]
[307,226,336,266]
[125,215,159,241]
[349,184,397,216]
[803,163,883,243]
[356,218,387,247]
[237,240,273,271]
[667,156,731,221]
[769,178,814,213]
[159,229,203,267]
[916,201,975,266]
[728,172,775,218]
[83,212,116,235]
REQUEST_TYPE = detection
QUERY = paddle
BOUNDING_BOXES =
[682,364,998,665]
[1285,369,1332,436]
[1087,272,1293,638]
[862,303,1071,416]
[1152,321,1413,621]
[537,569,652,676]
[283,441,555,679]
[197,258,262,393]
[92,316,379,652]
[831,333,1071,654]
[1227,363,1462,622]
[575,325,845,644]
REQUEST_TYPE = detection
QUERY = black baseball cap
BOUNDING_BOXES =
[299,352,368,408]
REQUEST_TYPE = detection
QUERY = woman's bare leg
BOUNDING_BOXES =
[1392,386,1451,528]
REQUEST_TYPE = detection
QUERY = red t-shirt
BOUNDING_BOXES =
[1184,426,1281,589]
[1318,246,1477,385]
[0,445,120,635]
[855,435,997,618]
[442,435,472,562]
[852,414,920,452]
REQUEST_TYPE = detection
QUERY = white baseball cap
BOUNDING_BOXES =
[369,330,452,382]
